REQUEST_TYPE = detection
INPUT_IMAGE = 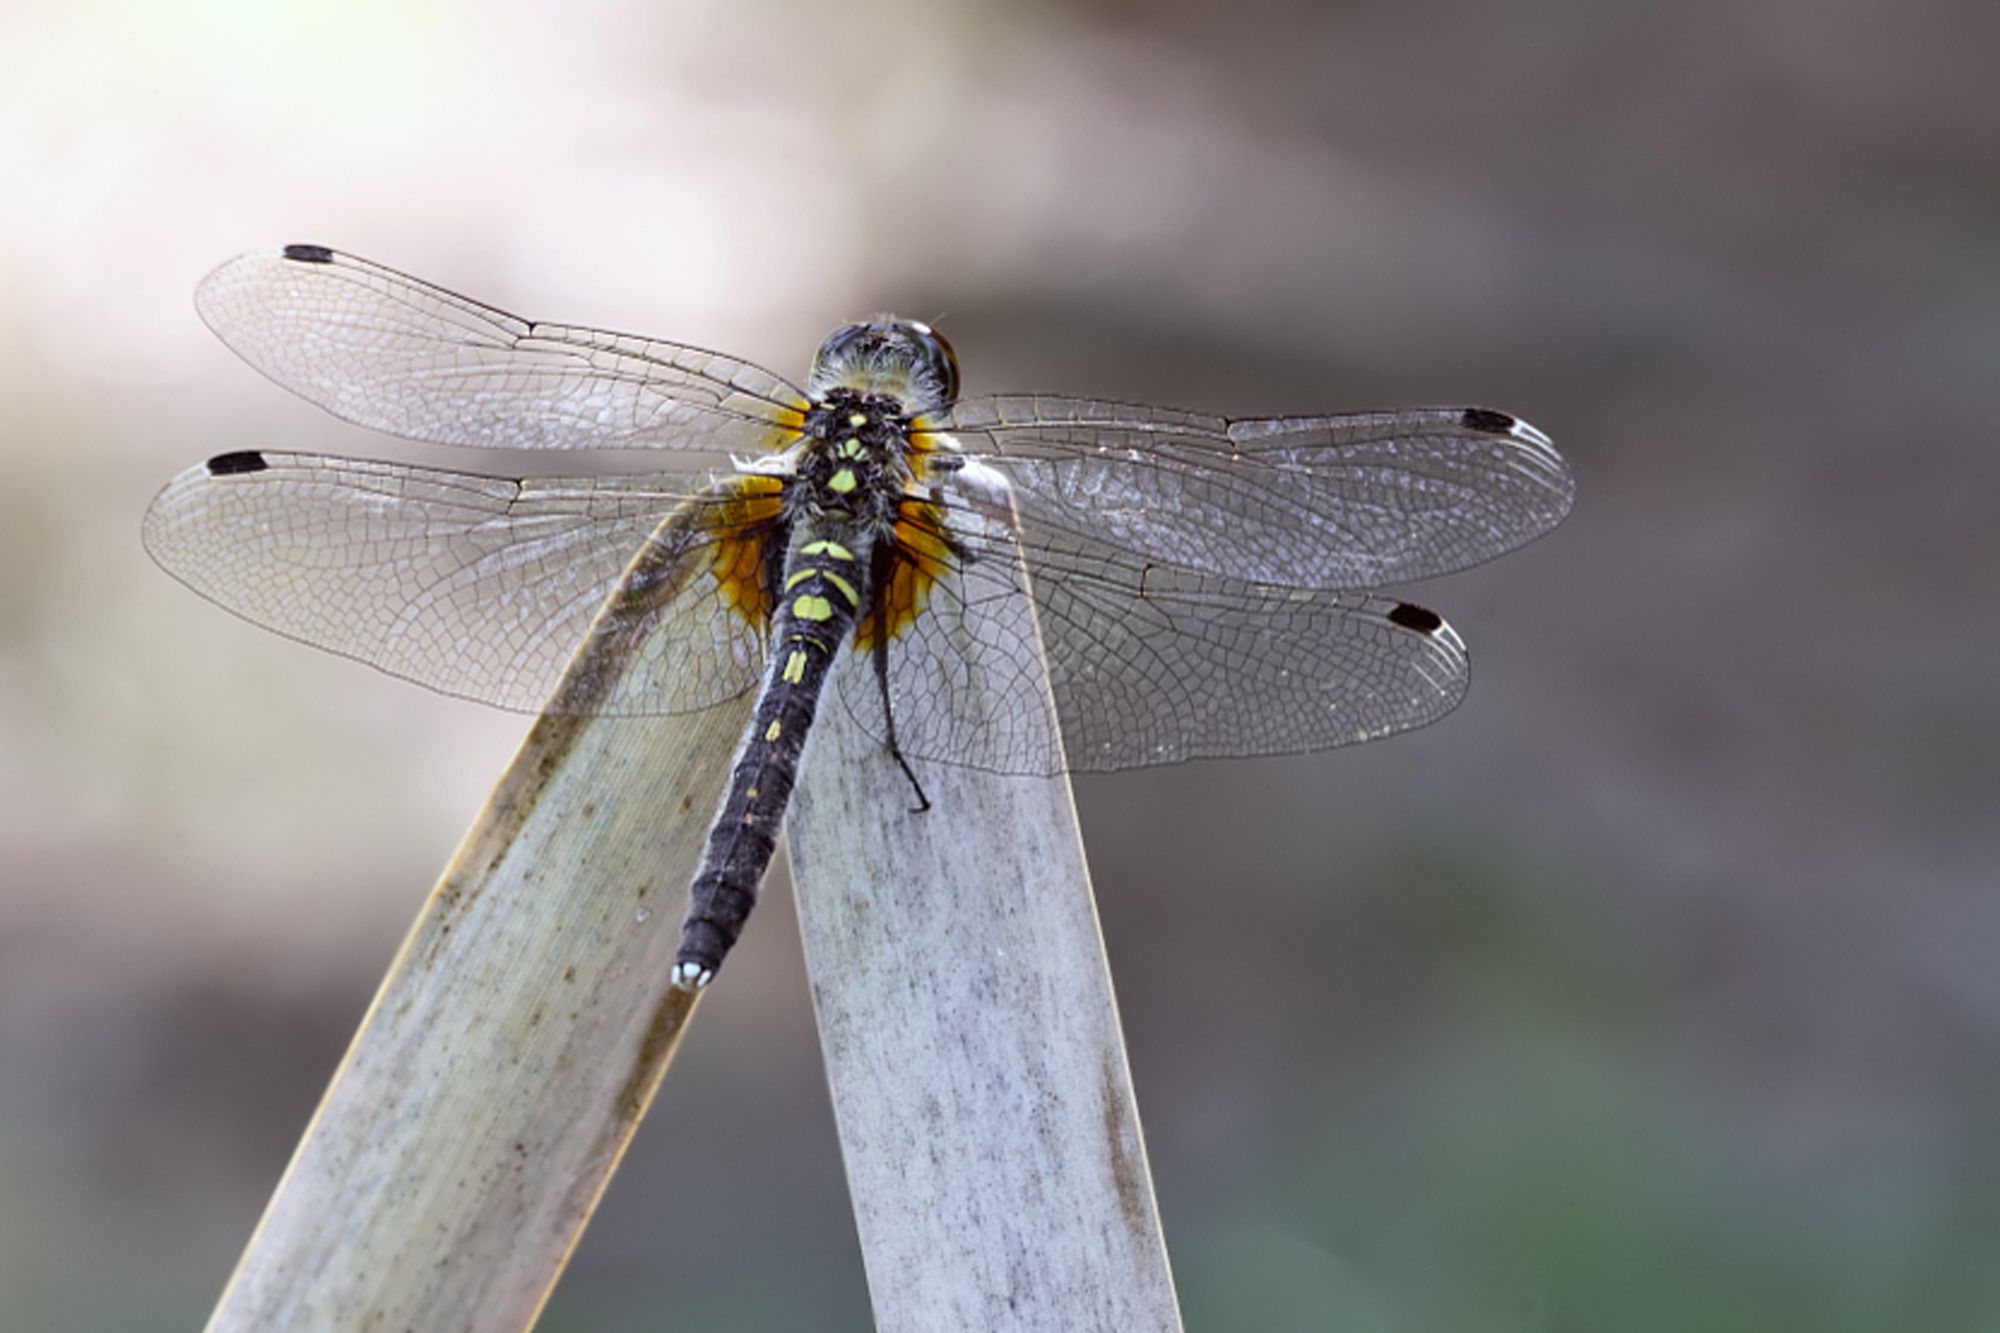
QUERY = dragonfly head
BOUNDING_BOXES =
[809,318,960,418]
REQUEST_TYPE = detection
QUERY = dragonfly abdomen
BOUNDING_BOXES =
[671,533,872,989]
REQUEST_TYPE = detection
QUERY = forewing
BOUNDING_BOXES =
[143,451,772,714]
[937,395,1573,589]
[196,246,810,454]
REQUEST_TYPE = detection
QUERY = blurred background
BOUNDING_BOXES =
[3,0,1996,1328]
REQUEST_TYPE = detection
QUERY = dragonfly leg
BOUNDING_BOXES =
[874,639,931,814]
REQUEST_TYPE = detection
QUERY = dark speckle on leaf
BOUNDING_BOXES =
[282,243,336,264]
[1461,407,1516,435]
[206,450,269,475]
[1387,602,1444,634]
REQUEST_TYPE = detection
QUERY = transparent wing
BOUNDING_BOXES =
[833,500,1064,778]
[196,246,810,455]
[1031,556,1468,774]
[838,502,1469,776]
[936,395,1573,590]
[143,451,773,714]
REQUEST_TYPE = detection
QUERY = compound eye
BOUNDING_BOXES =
[812,322,873,378]
[909,322,960,408]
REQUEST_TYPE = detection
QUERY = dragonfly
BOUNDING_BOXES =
[146,244,1574,989]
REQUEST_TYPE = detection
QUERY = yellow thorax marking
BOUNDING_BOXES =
[848,412,868,428]
[802,538,854,561]
[828,468,857,494]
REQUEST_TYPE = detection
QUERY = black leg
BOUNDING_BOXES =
[872,635,930,813]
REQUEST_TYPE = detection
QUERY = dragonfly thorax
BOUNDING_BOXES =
[790,388,919,530]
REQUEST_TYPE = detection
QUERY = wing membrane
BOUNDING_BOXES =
[938,395,1573,590]
[196,246,809,454]
[839,507,1469,776]
[143,452,771,714]
[833,499,1064,778]
[1029,553,1468,773]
